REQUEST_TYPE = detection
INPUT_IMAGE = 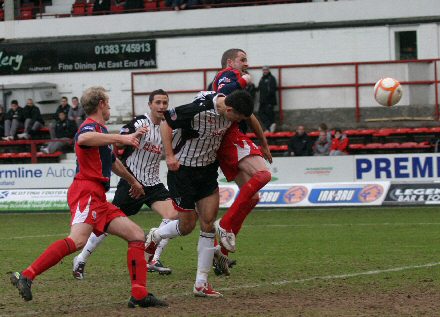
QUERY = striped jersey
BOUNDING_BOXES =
[120,113,162,186]
[163,91,230,167]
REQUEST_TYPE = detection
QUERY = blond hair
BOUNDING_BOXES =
[81,86,108,115]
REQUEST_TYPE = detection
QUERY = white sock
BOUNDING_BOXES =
[195,231,215,287]
[152,219,171,262]
[76,232,107,263]
[155,219,181,239]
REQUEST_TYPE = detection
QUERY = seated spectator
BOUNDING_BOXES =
[17,98,45,140]
[41,112,77,154]
[49,96,71,139]
[330,128,349,156]
[93,0,111,14]
[313,131,331,156]
[68,96,86,127]
[2,100,24,141]
[287,125,313,156]
[0,106,4,138]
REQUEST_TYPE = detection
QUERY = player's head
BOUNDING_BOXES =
[81,86,110,121]
[221,48,248,72]
[148,89,169,120]
[224,90,253,122]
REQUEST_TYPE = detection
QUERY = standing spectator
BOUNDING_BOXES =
[17,99,45,140]
[68,96,86,128]
[287,125,313,156]
[2,100,24,141]
[49,96,71,139]
[0,106,5,138]
[257,66,278,132]
[41,112,77,154]
[330,128,349,156]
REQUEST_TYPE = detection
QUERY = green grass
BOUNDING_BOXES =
[1,206,440,316]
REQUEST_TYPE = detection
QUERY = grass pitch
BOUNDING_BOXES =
[1,206,440,316]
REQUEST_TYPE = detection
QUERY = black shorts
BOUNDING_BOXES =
[112,178,171,216]
[167,161,219,211]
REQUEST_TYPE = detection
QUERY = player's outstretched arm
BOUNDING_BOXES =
[112,158,145,199]
[160,121,180,171]
[247,114,273,164]
[77,127,148,148]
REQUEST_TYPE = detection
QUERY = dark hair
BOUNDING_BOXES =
[11,100,18,105]
[221,48,245,68]
[224,90,253,117]
[149,89,168,103]
[72,96,78,101]
[319,123,328,131]
[334,128,342,133]
[61,96,68,101]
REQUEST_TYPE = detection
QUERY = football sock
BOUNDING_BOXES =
[155,219,181,239]
[231,197,259,234]
[128,241,148,300]
[220,170,271,232]
[22,237,77,280]
[195,231,215,287]
[76,232,107,263]
[152,219,171,262]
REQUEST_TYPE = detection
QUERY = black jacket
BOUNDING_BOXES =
[288,133,313,156]
[55,119,77,139]
[54,104,71,120]
[22,105,44,125]
[258,72,277,105]
[5,107,25,122]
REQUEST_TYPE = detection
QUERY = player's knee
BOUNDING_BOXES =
[254,170,272,185]
[178,215,197,235]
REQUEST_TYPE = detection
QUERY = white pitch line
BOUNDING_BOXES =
[176,261,440,296]
[247,222,440,228]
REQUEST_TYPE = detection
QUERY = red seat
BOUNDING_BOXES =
[399,142,418,148]
[0,9,4,21]
[348,144,365,150]
[411,127,430,134]
[246,132,256,138]
[382,142,400,149]
[158,0,167,9]
[37,151,63,158]
[428,127,440,133]
[373,128,394,137]
[144,0,157,10]
[393,128,412,134]
[357,129,376,136]
[20,8,33,19]
[111,5,125,13]
[416,141,431,149]
[307,131,320,137]
[364,143,383,149]
[72,3,86,15]
[343,129,359,136]
[87,3,94,15]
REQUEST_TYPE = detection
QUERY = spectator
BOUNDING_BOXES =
[287,125,313,156]
[2,100,24,141]
[93,0,111,14]
[257,66,277,133]
[68,96,86,127]
[0,106,4,138]
[49,96,71,139]
[313,131,331,156]
[41,112,77,154]
[313,122,332,156]
[330,128,349,156]
[17,98,45,140]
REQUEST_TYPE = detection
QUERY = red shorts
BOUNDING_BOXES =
[217,123,263,182]
[67,179,126,236]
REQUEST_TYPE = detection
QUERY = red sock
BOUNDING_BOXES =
[22,237,77,280]
[128,241,148,300]
[220,170,271,232]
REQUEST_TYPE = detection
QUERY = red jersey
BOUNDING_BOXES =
[73,118,115,191]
